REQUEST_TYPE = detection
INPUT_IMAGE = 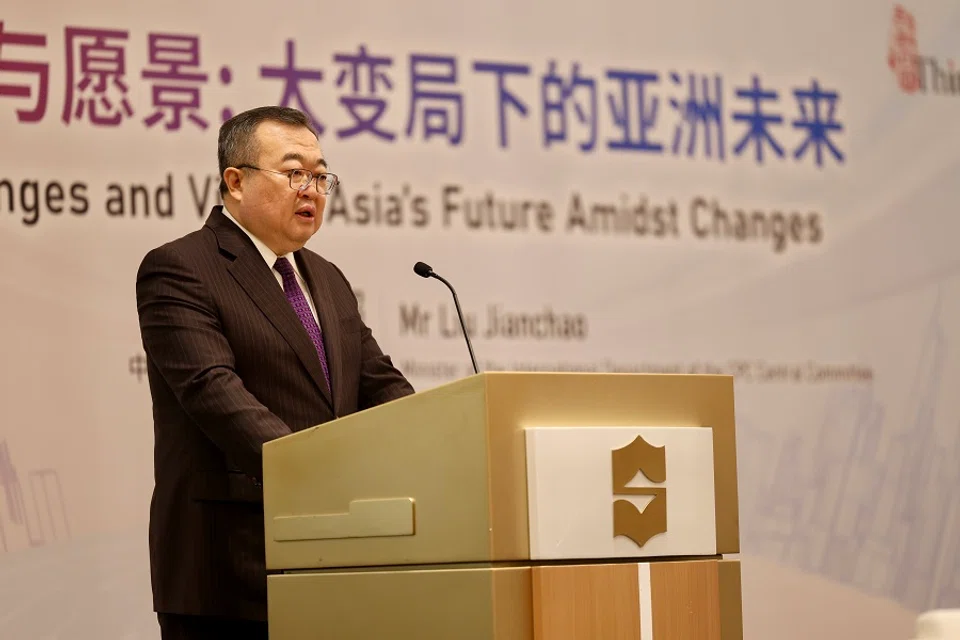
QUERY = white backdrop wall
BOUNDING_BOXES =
[1,0,958,637]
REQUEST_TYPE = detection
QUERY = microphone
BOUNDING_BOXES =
[413,261,480,375]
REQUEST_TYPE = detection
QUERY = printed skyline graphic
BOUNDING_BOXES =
[739,292,958,611]
[0,440,71,553]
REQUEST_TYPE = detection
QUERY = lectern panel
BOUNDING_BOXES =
[262,372,740,572]
[263,375,494,571]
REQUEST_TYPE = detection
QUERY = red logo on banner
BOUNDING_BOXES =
[887,4,921,93]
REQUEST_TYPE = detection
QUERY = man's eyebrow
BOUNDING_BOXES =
[281,152,327,170]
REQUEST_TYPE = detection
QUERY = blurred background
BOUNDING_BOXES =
[1,0,958,637]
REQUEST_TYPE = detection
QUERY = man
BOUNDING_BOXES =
[136,105,414,639]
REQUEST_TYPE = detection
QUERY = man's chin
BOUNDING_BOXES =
[288,227,320,250]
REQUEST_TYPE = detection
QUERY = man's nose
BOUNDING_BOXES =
[298,181,319,197]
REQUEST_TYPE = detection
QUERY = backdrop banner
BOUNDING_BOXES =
[1,1,958,637]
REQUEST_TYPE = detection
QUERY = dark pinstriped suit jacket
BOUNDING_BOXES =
[135,206,414,620]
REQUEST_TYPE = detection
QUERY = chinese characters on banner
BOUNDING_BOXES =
[0,22,844,167]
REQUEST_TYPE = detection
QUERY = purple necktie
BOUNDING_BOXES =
[274,256,331,393]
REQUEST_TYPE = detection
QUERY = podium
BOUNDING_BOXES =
[262,372,743,639]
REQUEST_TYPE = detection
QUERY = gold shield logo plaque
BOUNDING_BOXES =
[611,435,667,547]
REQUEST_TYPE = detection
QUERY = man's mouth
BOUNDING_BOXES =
[295,206,315,219]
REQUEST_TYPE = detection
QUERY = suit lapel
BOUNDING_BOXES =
[295,251,342,416]
[207,208,334,411]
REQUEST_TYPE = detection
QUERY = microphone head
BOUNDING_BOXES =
[413,261,434,278]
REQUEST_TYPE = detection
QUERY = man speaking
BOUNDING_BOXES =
[135,105,414,639]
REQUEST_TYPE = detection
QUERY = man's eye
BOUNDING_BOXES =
[290,169,307,179]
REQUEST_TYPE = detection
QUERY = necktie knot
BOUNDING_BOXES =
[274,256,295,279]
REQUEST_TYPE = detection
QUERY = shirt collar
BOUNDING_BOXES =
[221,204,302,278]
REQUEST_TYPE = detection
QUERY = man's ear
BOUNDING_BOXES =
[223,168,245,201]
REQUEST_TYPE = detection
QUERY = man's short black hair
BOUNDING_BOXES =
[218,106,319,195]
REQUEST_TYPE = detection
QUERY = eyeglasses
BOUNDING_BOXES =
[237,165,340,194]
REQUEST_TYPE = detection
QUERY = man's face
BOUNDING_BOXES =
[231,120,327,255]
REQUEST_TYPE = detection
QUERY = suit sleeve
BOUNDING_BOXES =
[136,243,292,479]
[329,263,415,410]
[357,318,416,410]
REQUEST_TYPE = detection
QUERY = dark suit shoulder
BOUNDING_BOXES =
[296,245,333,268]
[139,225,211,257]
[297,247,352,287]
[137,227,218,276]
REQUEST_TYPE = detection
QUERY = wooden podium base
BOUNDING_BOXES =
[267,558,742,639]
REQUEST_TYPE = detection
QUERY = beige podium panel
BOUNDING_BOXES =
[262,372,742,639]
